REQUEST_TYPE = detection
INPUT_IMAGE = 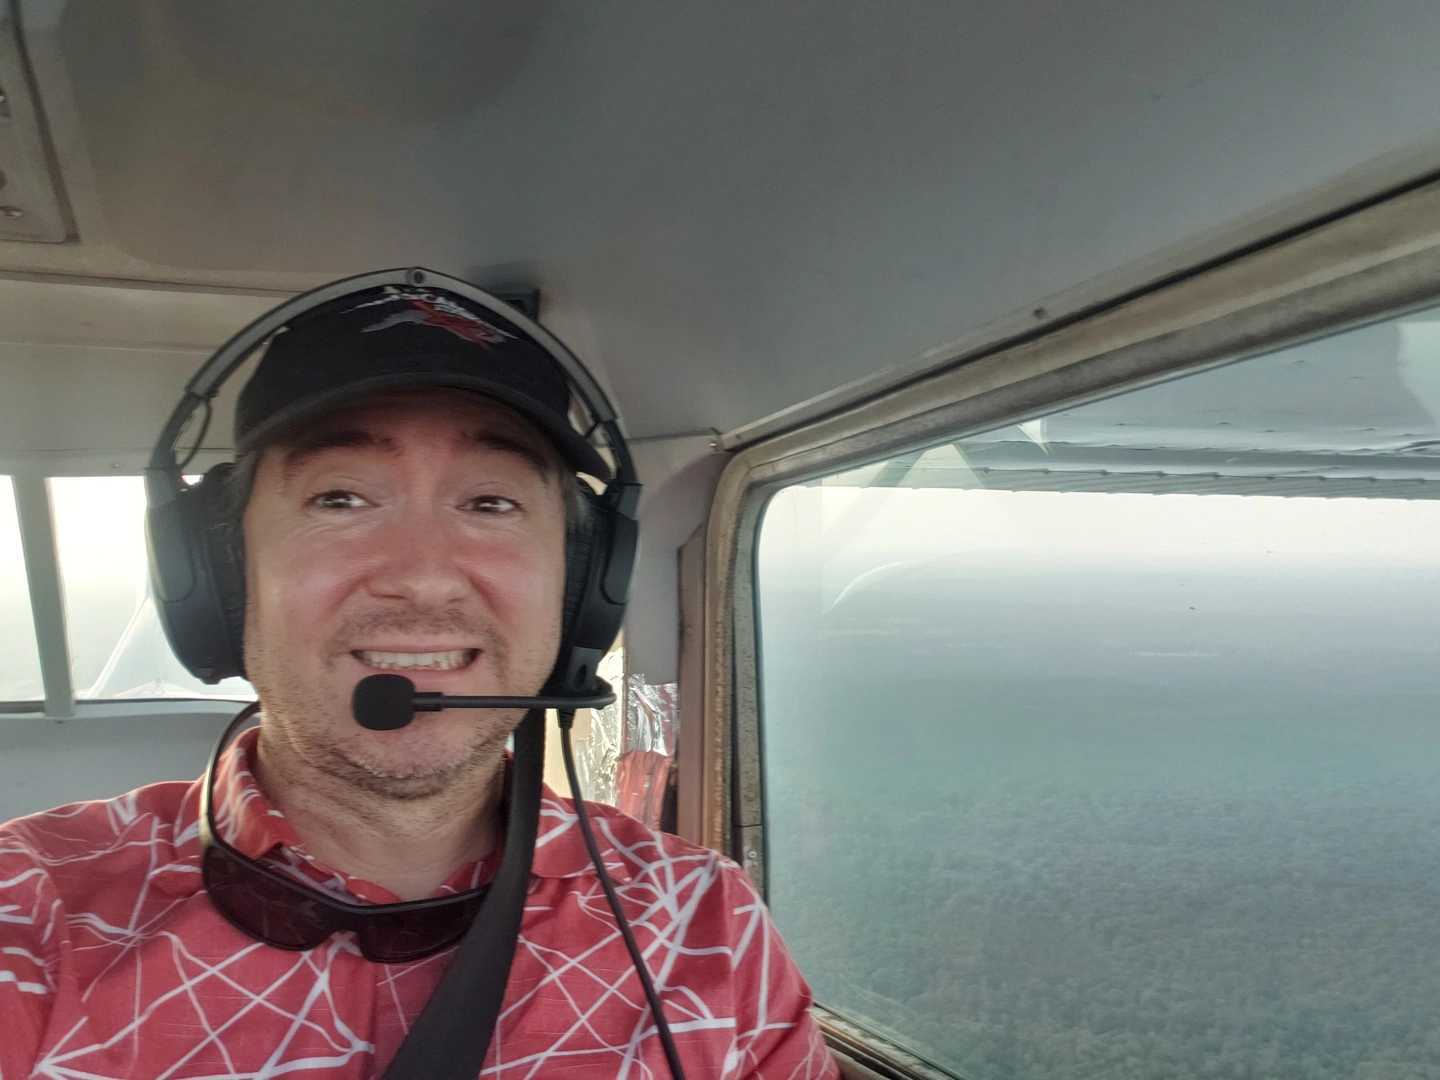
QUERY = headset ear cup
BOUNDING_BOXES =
[198,464,248,678]
[554,483,634,692]
[145,463,247,684]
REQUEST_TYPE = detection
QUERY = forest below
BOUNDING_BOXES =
[753,484,1440,1078]
[769,772,1440,1080]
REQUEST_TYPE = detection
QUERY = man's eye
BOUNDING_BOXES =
[310,490,369,510]
[465,495,519,514]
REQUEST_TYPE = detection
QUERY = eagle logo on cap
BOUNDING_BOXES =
[351,288,517,347]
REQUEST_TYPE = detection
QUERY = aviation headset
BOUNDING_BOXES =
[144,266,641,695]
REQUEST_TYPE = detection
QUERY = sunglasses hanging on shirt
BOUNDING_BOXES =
[198,688,600,964]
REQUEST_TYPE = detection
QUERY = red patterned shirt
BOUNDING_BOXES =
[0,728,836,1079]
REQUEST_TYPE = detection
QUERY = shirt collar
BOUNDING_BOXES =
[161,723,633,898]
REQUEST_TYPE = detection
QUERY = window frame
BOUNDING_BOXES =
[690,179,1440,1072]
[0,450,241,719]
[10,472,74,715]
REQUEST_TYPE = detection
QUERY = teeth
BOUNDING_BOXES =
[356,649,475,671]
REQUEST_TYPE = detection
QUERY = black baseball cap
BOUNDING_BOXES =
[234,285,610,480]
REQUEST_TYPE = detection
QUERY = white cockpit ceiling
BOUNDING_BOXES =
[4,1,1440,447]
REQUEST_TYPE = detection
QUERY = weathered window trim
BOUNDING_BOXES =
[694,175,1440,1079]
[702,179,1440,866]
[816,1007,962,1080]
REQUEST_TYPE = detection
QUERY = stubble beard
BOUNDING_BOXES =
[248,610,524,804]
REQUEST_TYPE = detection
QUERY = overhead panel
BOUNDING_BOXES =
[0,6,67,241]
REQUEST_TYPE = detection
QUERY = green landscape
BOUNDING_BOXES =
[760,549,1440,1079]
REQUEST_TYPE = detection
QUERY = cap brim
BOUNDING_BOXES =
[233,371,613,481]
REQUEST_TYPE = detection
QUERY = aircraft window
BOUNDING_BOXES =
[0,476,44,703]
[755,306,1440,1077]
[50,477,254,701]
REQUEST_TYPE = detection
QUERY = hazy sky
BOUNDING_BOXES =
[7,474,1440,701]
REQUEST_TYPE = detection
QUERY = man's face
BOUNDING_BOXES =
[241,388,568,799]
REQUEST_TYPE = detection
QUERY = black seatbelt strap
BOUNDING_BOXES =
[380,708,545,1079]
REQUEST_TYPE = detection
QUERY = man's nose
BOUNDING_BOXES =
[364,513,472,609]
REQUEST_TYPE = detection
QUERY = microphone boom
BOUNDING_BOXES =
[352,674,616,731]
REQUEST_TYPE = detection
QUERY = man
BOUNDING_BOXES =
[0,277,838,1078]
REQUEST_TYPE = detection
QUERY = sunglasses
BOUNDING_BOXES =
[199,703,491,963]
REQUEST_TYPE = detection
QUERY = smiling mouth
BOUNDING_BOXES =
[352,649,479,672]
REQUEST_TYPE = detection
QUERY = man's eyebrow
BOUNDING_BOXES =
[281,430,396,486]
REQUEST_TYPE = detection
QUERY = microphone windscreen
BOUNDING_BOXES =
[352,674,416,731]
